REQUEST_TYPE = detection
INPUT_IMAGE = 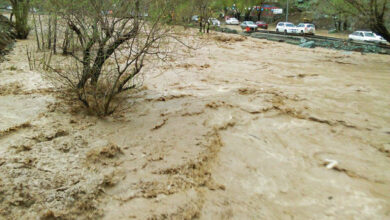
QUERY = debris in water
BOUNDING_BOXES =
[324,159,338,169]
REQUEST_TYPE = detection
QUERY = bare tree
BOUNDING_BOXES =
[41,0,181,115]
[9,0,30,39]
[195,0,212,33]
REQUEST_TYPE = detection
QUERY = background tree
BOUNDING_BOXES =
[326,0,390,41]
[212,0,234,18]
[238,0,256,20]
[9,0,30,39]
[195,0,212,33]
[254,0,266,21]
[172,0,196,24]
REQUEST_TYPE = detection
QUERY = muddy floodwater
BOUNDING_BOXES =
[0,34,389,219]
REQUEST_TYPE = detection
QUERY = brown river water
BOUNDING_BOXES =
[0,33,389,219]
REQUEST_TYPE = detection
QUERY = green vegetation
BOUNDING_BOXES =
[0,15,15,55]
[9,0,30,39]
[1,0,388,40]
[325,0,390,41]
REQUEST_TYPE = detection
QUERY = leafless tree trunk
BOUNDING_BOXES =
[62,27,71,55]
[38,14,45,49]
[32,13,40,50]
[40,0,185,116]
[9,0,30,39]
[196,0,212,33]
[53,14,58,54]
[47,16,52,49]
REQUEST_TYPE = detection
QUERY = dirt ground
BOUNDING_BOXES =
[0,32,389,219]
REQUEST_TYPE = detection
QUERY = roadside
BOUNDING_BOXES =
[221,23,349,39]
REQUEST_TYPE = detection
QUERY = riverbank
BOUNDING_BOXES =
[0,15,15,59]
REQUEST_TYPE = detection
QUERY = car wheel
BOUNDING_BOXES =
[276,29,279,32]
[301,31,304,35]
[284,30,287,34]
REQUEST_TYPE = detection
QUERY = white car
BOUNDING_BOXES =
[374,33,388,43]
[191,15,199,22]
[276,22,298,34]
[296,23,316,35]
[226,18,239,25]
[209,18,221,27]
[349,31,387,43]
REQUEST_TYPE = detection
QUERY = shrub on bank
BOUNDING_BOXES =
[0,15,15,56]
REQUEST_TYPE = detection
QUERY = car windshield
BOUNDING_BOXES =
[297,24,304,27]
[257,21,265,24]
[246,21,254,25]
[364,33,375,37]
[286,24,294,27]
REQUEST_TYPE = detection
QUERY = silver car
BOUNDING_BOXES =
[296,23,316,35]
[240,21,258,31]
[349,31,387,43]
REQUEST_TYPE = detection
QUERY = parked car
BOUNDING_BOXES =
[240,21,258,31]
[296,23,315,35]
[349,31,387,43]
[256,21,268,29]
[226,17,239,25]
[191,15,199,22]
[209,18,221,27]
[276,22,298,34]
[374,33,388,43]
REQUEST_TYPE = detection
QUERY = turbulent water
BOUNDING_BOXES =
[0,33,389,219]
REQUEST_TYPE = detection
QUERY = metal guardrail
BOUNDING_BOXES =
[239,30,390,55]
[254,30,390,52]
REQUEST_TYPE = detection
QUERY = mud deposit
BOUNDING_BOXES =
[0,34,389,219]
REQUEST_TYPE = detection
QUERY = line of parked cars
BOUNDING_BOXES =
[192,16,269,31]
[276,22,315,35]
[226,17,269,32]
[228,19,315,35]
[192,15,388,43]
[191,15,221,27]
